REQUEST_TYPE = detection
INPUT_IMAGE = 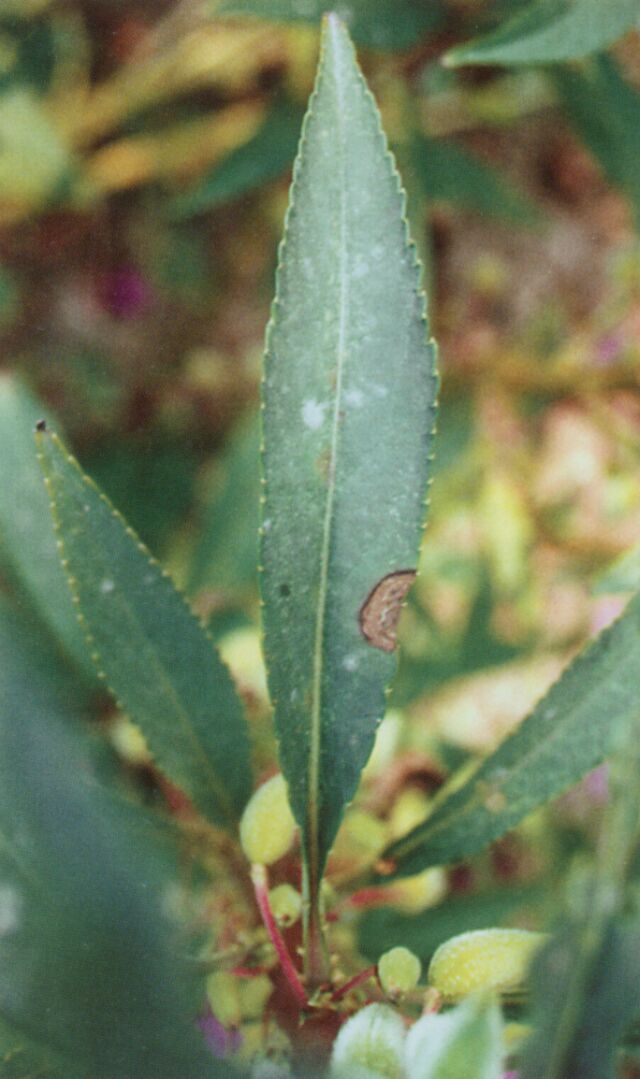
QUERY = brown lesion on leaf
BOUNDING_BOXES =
[359,570,416,653]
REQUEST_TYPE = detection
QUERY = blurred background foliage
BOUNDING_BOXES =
[1,1,638,664]
[1,0,640,1063]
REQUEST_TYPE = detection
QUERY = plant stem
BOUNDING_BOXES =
[330,966,377,1002]
[302,858,331,989]
[251,863,308,1009]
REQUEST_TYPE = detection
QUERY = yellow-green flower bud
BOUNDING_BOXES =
[238,973,274,1019]
[331,810,388,875]
[240,774,296,866]
[269,883,302,927]
[378,946,421,998]
[330,1003,406,1079]
[206,971,241,1028]
[428,928,546,1002]
[387,868,447,914]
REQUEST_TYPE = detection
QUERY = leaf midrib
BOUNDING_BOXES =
[307,22,350,888]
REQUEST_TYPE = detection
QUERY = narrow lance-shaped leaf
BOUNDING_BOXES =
[0,596,228,1079]
[172,99,304,219]
[261,15,436,920]
[554,55,640,230]
[445,0,640,67]
[375,590,640,880]
[0,376,93,680]
[37,429,252,832]
[413,135,540,226]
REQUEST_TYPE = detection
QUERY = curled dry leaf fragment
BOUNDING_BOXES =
[359,570,417,652]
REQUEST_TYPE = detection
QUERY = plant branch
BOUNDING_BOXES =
[251,863,308,1009]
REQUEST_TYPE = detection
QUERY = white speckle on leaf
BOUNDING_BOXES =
[262,518,272,533]
[344,388,364,408]
[100,578,115,594]
[342,654,359,672]
[352,255,369,280]
[302,399,326,431]
[290,689,299,703]
[371,383,389,399]
[0,886,21,936]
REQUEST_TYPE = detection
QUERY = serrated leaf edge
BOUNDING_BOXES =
[36,430,248,833]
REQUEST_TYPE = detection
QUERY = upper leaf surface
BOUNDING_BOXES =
[446,0,639,66]
[261,16,437,886]
[376,591,640,879]
[215,0,445,50]
[37,430,252,831]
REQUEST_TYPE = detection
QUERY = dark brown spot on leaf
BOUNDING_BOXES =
[35,418,46,432]
[359,570,416,653]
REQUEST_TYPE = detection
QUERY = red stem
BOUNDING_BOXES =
[330,965,377,1002]
[251,863,308,1009]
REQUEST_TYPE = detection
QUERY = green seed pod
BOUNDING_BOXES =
[269,883,302,927]
[330,1003,406,1079]
[240,774,297,866]
[378,946,421,998]
[206,971,241,1028]
[428,928,546,1002]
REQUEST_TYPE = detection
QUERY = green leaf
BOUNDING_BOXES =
[0,1013,73,1079]
[188,411,261,598]
[414,135,540,225]
[0,376,94,679]
[554,55,640,228]
[375,590,640,880]
[215,0,445,50]
[36,428,252,831]
[261,15,436,909]
[594,541,640,594]
[0,597,227,1079]
[172,99,304,218]
[405,995,503,1079]
[445,0,639,67]
[358,886,544,964]
[0,89,71,211]
[522,920,640,1079]
[0,15,56,95]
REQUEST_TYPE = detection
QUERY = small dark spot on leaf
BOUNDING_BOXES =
[315,447,332,483]
[279,583,291,598]
[35,418,46,432]
[359,570,416,652]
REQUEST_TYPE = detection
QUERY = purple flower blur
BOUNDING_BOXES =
[198,1007,242,1058]
[100,267,152,319]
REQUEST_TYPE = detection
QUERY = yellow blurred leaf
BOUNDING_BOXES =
[85,101,263,194]
[0,90,71,224]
